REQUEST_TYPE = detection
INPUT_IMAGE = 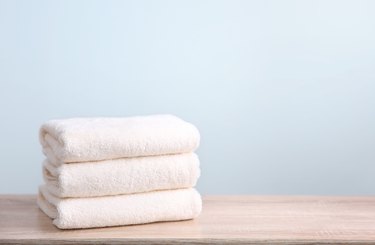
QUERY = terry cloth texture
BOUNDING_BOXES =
[43,153,200,198]
[37,114,202,229]
[40,114,200,163]
[37,185,202,229]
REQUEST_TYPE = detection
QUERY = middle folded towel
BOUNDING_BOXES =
[43,153,200,198]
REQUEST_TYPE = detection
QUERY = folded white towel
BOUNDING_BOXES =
[43,153,200,198]
[37,185,202,229]
[40,115,200,163]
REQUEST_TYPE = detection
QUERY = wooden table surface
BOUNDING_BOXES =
[1,195,375,244]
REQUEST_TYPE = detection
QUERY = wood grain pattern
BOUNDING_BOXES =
[1,195,375,244]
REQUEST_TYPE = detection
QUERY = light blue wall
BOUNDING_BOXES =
[1,0,375,194]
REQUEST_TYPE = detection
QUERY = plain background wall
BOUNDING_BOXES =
[1,0,374,195]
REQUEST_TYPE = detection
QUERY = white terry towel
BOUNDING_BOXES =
[40,114,200,163]
[43,153,200,198]
[37,185,202,229]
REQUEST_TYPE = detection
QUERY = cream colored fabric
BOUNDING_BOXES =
[37,185,202,229]
[39,114,200,163]
[38,114,202,229]
[43,153,200,198]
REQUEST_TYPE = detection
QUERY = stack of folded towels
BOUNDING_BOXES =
[37,114,202,229]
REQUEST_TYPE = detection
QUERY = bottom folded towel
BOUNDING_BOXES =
[37,185,202,229]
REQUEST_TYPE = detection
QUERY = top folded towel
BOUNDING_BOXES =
[40,114,200,163]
